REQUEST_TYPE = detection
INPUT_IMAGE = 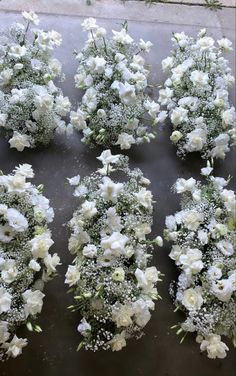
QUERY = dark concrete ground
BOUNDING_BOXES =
[0,9,235,376]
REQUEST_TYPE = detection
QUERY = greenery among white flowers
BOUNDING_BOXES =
[0,164,60,360]
[164,164,236,359]
[0,11,71,151]
[65,150,163,351]
[70,17,167,149]
[159,29,236,159]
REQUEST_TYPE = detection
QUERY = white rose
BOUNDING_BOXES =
[86,56,106,74]
[0,113,7,127]
[54,95,71,116]
[82,244,97,258]
[197,230,208,245]
[22,289,45,317]
[212,278,234,302]
[182,287,203,311]
[1,260,18,284]
[221,108,235,126]
[80,200,97,219]
[65,265,80,287]
[186,128,207,152]
[109,331,126,351]
[134,188,153,210]
[216,240,234,256]
[29,232,54,259]
[179,248,203,275]
[197,36,214,50]
[0,69,13,86]
[135,223,151,240]
[70,109,87,130]
[207,266,222,280]
[81,18,98,31]
[190,70,209,87]
[183,210,203,231]
[112,304,133,327]
[9,45,27,58]
[171,107,188,126]
[0,287,12,314]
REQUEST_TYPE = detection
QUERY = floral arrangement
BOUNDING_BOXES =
[0,11,71,151]
[159,29,236,159]
[164,164,236,359]
[0,164,60,360]
[65,150,163,351]
[70,17,167,149]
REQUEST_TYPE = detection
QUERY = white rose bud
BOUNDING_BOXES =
[170,131,183,144]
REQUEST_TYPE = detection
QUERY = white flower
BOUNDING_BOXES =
[0,287,12,314]
[101,232,128,258]
[132,298,151,327]
[0,69,13,86]
[55,95,71,116]
[29,259,41,272]
[22,289,45,318]
[201,165,213,176]
[9,45,27,58]
[139,39,153,52]
[144,100,160,119]
[162,56,174,71]
[221,108,235,126]
[99,177,123,202]
[182,287,203,311]
[22,11,39,25]
[155,236,163,247]
[207,266,222,280]
[179,248,203,275]
[175,178,196,194]
[183,210,203,231]
[186,128,207,152]
[135,267,159,290]
[170,131,183,144]
[1,260,18,284]
[81,18,98,31]
[0,113,7,127]
[197,230,208,245]
[68,175,80,186]
[0,321,10,343]
[105,207,122,233]
[158,87,173,106]
[2,335,27,358]
[82,87,97,111]
[112,304,133,327]
[135,223,151,240]
[97,150,121,167]
[169,245,182,263]
[70,109,87,130]
[212,278,234,302]
[112,28,133,44]
[77,318,91,336]
[0,225,14,243]
[216,240,234,256]
[14,164,34,178]
[217,38,233,51]
[9,131,31,151]
[112,267,125,282]
[108,332,126,352]
[87,56,106,74]
[80,200,97,219]
[29,232,54,259]
[196,36,214,50]
[44,253,61,274]
[200,335,229,359]
[171,107,188,126]
[65,265,80,287]
[6,208,28,232]
[117,82,136,105]
[115,133,135,150]
[134,188,153,210]
[82,244,97,258]
[190,70,209,87]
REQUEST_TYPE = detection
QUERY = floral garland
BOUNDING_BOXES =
[65,150,163,351]
[159,29,236,159]
[0,11,71,151]
[164,164,236,359]
[69,17,167,149]
[0,164,60,360]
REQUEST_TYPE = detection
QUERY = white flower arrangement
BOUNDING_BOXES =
[0,11,71,151]
[159,29,236,159]
[70,17,167,149]
[0,164,60,360]
[65,150,162,351]
[164,164,236,359]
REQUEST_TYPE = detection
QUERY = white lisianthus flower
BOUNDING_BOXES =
[185,127,207,152]
[9,131,31,151]
[112,267,125,282]
[29,232,54,259]
[99,177,123,202]
[221,108,235,127]
[112,28,133,44]
[135,223,151,240]
[162,56,174,71]
[171,107,188,126]
[196,36,214,50]
[200,335,229,359]
[54,95,71,116]
[97,149,121,166]
[175,178,196,194]
[217,38,233,51]
[81,18,98,31]
[109,332,127,351]
[144,100,160,119]
[216,240,234,256]
[44,253,61,275]
[22,289,45,317]
[77,318,91,336]
[6,208,28,232]
[82,244,97,258]
[115,133,135,150]
[183,210,204,231]
[182,287,203,311]
[179,248,203,275]
[65,265,81,287]
[132,298,152,327]
[158,87,173,106]
[28,259,41,272]
[2,335,27,358]
[1,260,18,284]
[0,113,7,127]
[190,70,209,87]
[8,45,27,59]
[0,321,10,343]
[0,69,13,86]
[70,109,87,130]
[14,164,34,178]
[87,56,106,74]
[101,232,128,258]
[0,287,12,314]
[135,188,153,209]
[139,39,153,53]
[80,200,97,219]
[112,304,133,327]
[22,11,39,25]
[117,82,136,105]
[207,266,222,280]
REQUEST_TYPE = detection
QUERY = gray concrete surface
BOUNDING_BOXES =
[0,7,235,376]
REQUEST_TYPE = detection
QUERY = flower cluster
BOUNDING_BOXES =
[164,164,236,359]
[159,29,236,159]
[0,164,60,360]
[70,17,167,149]
[65,150,162,351]
[0,11,71,151]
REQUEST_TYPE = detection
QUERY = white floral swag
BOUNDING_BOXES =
[164,163,236,359]
[69,17,167,149]
[159,29,236,159]
[0,164,60,361]
[0,11,71,152]
[65,150,163,351]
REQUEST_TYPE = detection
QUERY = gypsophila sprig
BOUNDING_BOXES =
[65,150,162,351]
[0,164,60,361]
[70,17,167,149]
[0,11,71,151]
[159,29,236,159]
[164,163,236,359]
